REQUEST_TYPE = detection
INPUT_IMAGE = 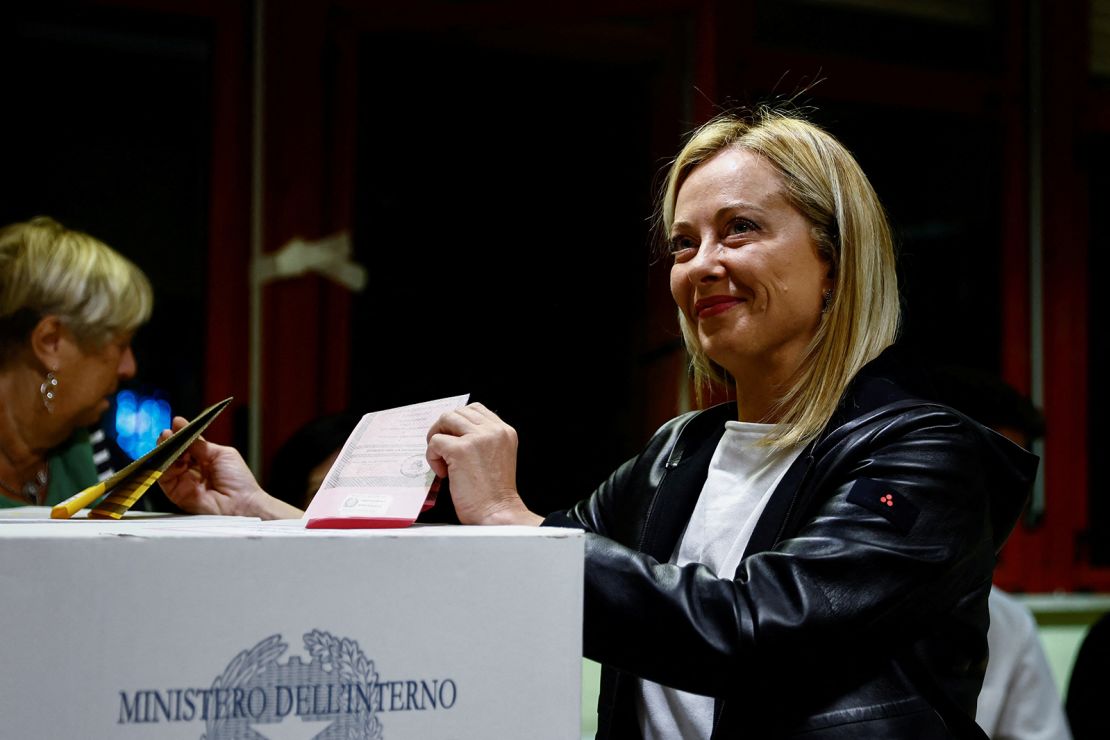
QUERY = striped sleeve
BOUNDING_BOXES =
[88,427,116,482]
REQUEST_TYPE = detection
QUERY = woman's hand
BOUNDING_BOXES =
[157,416,303,520]
[426,403,542,526]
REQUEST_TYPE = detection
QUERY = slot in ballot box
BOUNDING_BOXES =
[0,513,584,740]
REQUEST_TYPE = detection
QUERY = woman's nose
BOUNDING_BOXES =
[687,242,726,283]
[118,346,137,379]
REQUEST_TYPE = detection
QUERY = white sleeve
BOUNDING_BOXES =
[990,606,1073,740]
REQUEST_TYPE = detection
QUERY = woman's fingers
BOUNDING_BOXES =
[426,434,451,479]
[159,415,194,448]
[467,402,503,422]
[427,408,481,440]
[427,402,508,440]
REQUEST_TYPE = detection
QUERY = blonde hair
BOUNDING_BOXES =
[0,216,153,362]
[660,108,901,448]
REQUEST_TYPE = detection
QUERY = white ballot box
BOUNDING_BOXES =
[0,514,584,740]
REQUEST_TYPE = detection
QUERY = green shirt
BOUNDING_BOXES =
[0,428,99,508]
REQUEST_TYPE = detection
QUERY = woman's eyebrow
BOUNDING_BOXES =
[716,200,770,217]
[671,200,775,234]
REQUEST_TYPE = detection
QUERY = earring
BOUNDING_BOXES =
[40,370,58,413]
[821,289,833,314]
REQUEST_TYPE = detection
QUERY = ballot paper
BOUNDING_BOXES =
[304,393,469,528]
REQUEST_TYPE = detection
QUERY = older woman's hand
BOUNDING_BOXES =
[426,403,542,526]
[157,416,302,520]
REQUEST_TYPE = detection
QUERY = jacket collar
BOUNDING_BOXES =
[658,346,939,562]
[826,344,938,430]
[661,345,1036,561]
[672,345,935,460]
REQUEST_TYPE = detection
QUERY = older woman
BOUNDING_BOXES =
[0,216,152,507]
[160,110,1036,738]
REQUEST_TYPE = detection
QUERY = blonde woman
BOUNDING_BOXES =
[423,110,1037,738]
[0,216,152,507]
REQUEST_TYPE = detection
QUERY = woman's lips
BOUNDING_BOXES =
[695,296,742,319]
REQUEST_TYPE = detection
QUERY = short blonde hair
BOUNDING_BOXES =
[0,216,153,362]
[660,108,901,448]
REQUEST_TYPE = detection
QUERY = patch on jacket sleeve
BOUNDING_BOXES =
[847,478,919,533]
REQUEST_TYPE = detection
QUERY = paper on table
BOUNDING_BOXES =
[304,393,469,529]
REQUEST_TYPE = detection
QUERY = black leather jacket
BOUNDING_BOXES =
[546,350,1037,739]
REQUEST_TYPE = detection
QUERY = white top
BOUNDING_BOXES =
[637,421,804,740]
[976,586,1073,740]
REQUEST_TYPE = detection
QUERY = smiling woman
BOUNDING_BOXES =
[421,108,1037,739]
[0,216,152,508]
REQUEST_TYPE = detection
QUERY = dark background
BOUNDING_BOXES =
[0,0,1103,587]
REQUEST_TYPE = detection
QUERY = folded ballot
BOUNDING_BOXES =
[304,393,469,529]
[51,397,233,520]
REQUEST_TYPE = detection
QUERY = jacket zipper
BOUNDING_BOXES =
[619,424,687,733]
[635,424,688,552]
